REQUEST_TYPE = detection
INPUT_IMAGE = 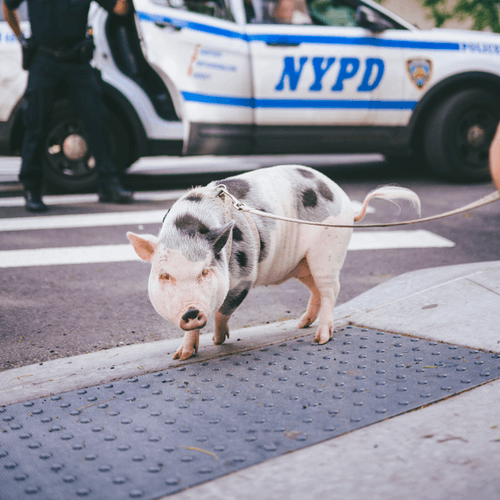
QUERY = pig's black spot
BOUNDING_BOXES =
[219,281,251,316]
[220,178,251,199]
[258,239,267,263]
[236,250,248,269]
[185,193,203,203]
[232,226,244,242]
[174,214,210,236]
[296,167,315,179]
[317,180,333,202]
[302,189,318,208]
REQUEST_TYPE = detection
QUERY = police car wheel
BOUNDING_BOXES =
[42,102,130,192]
[423,88,500,181]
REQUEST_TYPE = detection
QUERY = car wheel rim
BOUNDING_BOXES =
[455,107,497,170]
[44,119,96,179]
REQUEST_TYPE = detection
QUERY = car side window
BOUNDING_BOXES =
[308,0,356,27]
[245,0,312,24]
[152,0,235,22]
[245,0,401,29]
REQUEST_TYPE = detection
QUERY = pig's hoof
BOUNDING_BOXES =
[313,325,334,344]
[297,314,313,329]
[213,329,229,345]
[173,347,196,361]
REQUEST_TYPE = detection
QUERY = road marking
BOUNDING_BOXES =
[0,245,138,268]
[348,229,455,250]
[0,202,373,231]
[0,230,454,268]
[0,190,187,208]
[0,210,168,231]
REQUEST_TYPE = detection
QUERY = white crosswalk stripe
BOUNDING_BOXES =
[0,230,454,268]
[0,190,186,208]
[0,210,168,231]
[0,201,372,231]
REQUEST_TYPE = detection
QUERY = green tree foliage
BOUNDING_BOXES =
[374,0,500,32]
[422,0,500,32]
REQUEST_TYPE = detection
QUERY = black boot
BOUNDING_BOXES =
[98,177,133,204]
[24,190,48,212]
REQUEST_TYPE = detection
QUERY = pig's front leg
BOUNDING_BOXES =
[213,281,252,346]
[213,311,230,345]
[173,330,200,360]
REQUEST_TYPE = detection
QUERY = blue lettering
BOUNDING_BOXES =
[309,57,335,91]
[275,56,308,91]
[331,57,360,92]
[357,58,384,92]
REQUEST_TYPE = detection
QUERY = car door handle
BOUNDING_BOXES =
[154,21,182,31]
[266,40,300,47]
[266,39,301,47]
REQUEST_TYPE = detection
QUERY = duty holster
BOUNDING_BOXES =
[78,35,95,63]
[21,38,37,70]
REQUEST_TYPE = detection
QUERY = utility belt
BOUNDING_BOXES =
[38,36,95,62]
[23,36,95,69]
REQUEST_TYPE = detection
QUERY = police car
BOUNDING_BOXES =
[1,0,500,191]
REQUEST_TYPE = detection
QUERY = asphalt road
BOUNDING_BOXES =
[1,155,499,372]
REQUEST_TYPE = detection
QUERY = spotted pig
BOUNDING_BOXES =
[127,165,420,360]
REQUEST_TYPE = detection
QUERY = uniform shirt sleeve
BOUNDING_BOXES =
[3,0,24,11]
[94,0,121,13]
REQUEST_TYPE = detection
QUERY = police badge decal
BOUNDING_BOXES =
[407,59,432,89]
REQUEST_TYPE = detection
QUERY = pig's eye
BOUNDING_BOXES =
[201,269,210,277]
[159,273,171,282]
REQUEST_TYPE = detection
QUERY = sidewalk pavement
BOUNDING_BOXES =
[1,260,500,500]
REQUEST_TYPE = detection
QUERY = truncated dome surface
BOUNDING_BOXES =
[1,326,499,500]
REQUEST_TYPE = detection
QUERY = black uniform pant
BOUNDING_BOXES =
[20,53,118,191]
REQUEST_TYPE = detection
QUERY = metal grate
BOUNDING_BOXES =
[1,325,499,500]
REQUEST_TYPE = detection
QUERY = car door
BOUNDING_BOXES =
[244,0,408,153]
[134,0,253,154]
[0,3,29,124]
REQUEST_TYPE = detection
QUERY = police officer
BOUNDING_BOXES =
[2,0,133,211]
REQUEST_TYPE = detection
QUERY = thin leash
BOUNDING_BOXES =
[215,185,500,229]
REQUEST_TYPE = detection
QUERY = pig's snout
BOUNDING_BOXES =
[180,308,207,331]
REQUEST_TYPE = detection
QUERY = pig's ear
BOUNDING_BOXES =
[206,220,235,255]
[127,232,159,262]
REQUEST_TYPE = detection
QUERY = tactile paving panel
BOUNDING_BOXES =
[1,325,500,500]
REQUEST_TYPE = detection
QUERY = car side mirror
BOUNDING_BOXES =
[355,5,389,33]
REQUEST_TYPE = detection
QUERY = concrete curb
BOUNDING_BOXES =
[335,260,500,353]
[0,318,329,406]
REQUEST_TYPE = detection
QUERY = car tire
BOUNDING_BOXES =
[423,88,500,181]
[42,101,130,193]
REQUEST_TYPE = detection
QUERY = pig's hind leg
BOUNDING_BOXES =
[295,259,338,344]
[294,258,321,329]
[297,227,351,344]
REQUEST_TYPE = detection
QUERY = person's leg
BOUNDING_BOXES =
[67,63,133,203]
[19,56,57,210]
